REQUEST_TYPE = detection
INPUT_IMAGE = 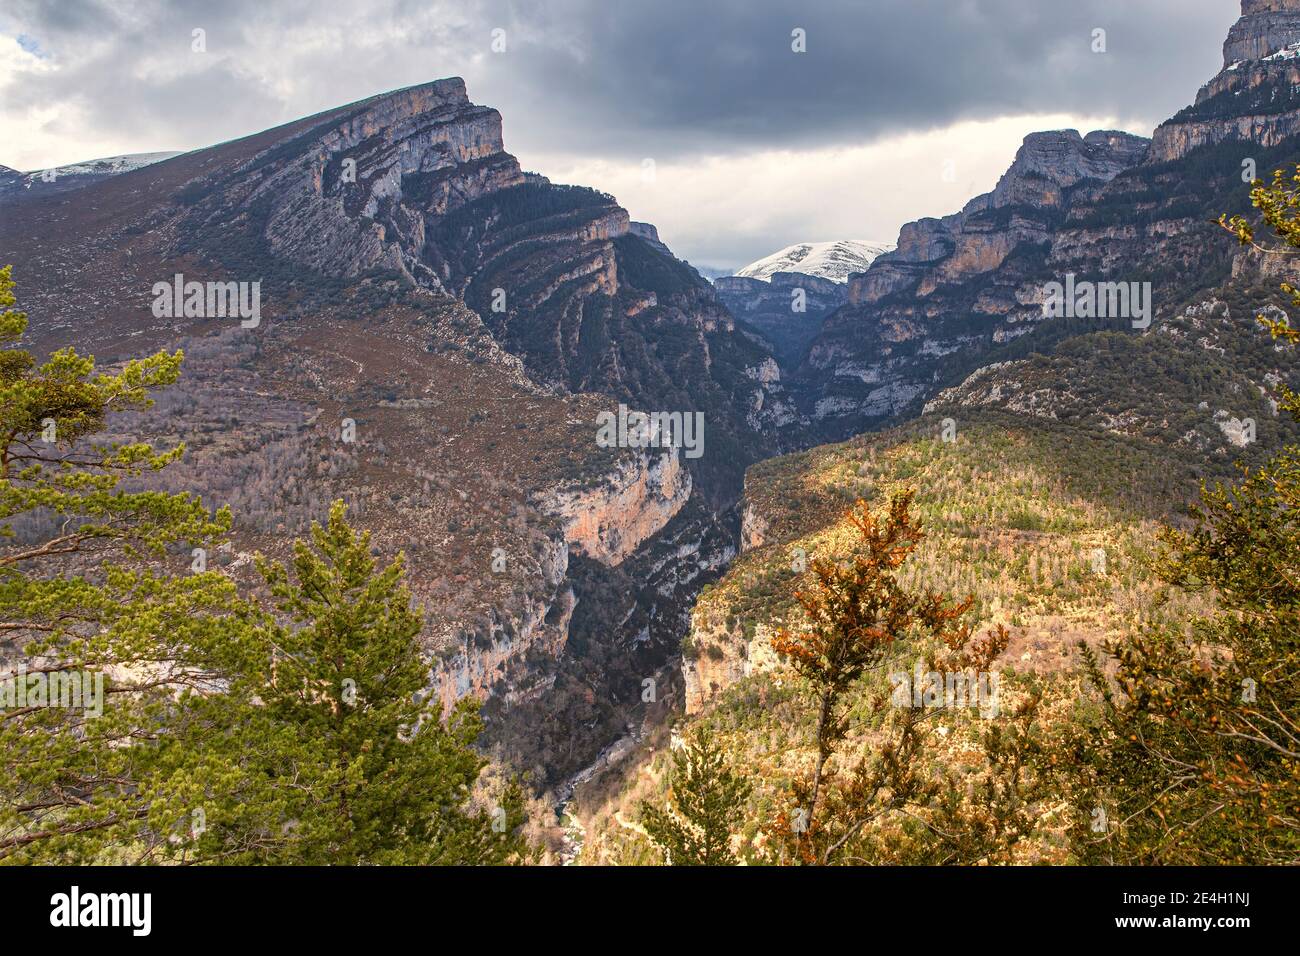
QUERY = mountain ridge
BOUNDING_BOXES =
[0,74,791,784]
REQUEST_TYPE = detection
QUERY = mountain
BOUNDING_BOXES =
[0,77,793,783]
[709,240,893,374]
[734,238,894,283]
[0,151,182,201]
[792,128,1154,438]
[9,0,1299,847]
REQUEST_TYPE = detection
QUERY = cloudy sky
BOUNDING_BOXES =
[0,0,1240,269]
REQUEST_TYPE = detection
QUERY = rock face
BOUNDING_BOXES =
[628,221,673,257]
[547,448,691,565]
[432,533,574,713]
[793,0,1300,443]
[848,130,1147,310]
[1223,0,1300,65]
[1152,0,1300,163]
[177,78,523,285]
[795,129,1147,438]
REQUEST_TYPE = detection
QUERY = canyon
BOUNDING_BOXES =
[5,0,1300,850]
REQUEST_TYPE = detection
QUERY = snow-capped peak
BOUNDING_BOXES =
[21,151,182,183]
[733,239,895,283]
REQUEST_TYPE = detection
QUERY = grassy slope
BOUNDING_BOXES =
[571,409,1232,864]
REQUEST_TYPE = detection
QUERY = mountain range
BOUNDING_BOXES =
[4,0,1300,842]
[0,76,795,783]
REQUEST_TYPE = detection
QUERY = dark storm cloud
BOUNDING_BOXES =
[2,0,1237,164]
[485,0,1237,158]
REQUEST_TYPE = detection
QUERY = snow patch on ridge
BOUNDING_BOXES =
[734,239,895,283]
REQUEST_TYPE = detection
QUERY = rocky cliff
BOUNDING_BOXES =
[794,128,1148,439]
[547,447,691,565]
[846,130,1147,310]
[1223,0,1300,64]
[1153,0,1300,162]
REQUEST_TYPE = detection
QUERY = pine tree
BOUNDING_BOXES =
[0,266,531,864]
[640,727,751,865]
[246,501,533,865]
[0,263,263,863]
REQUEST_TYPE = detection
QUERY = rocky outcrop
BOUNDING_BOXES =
[545,449,691,566]
[178,78,525,285]
[740,502,769,551]
[432,533,574,711]
[628,221,673,257]
[848,130,1147,309]
[1223,0,1300,65]
[682,609,779,715]
[1152,0,1300,163]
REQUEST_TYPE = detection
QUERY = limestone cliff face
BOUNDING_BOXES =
[1223,0,1300,65]
[181,78,525,285]
[847,130,1147,309]
[795,129,1146,439]
[628,220,674,257]
[545,448,691,566]
[1152,0,1300,163]
[740,501,769,551]
[432,533,573,712]
[682,604,780,715]
[680,487,788,715]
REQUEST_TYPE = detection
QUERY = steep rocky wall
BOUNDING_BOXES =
[1223,0,1300,65]
[545,448,691,566]
[682,609,779,715]
[431,532,573,711]
[795,0,1300,444]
